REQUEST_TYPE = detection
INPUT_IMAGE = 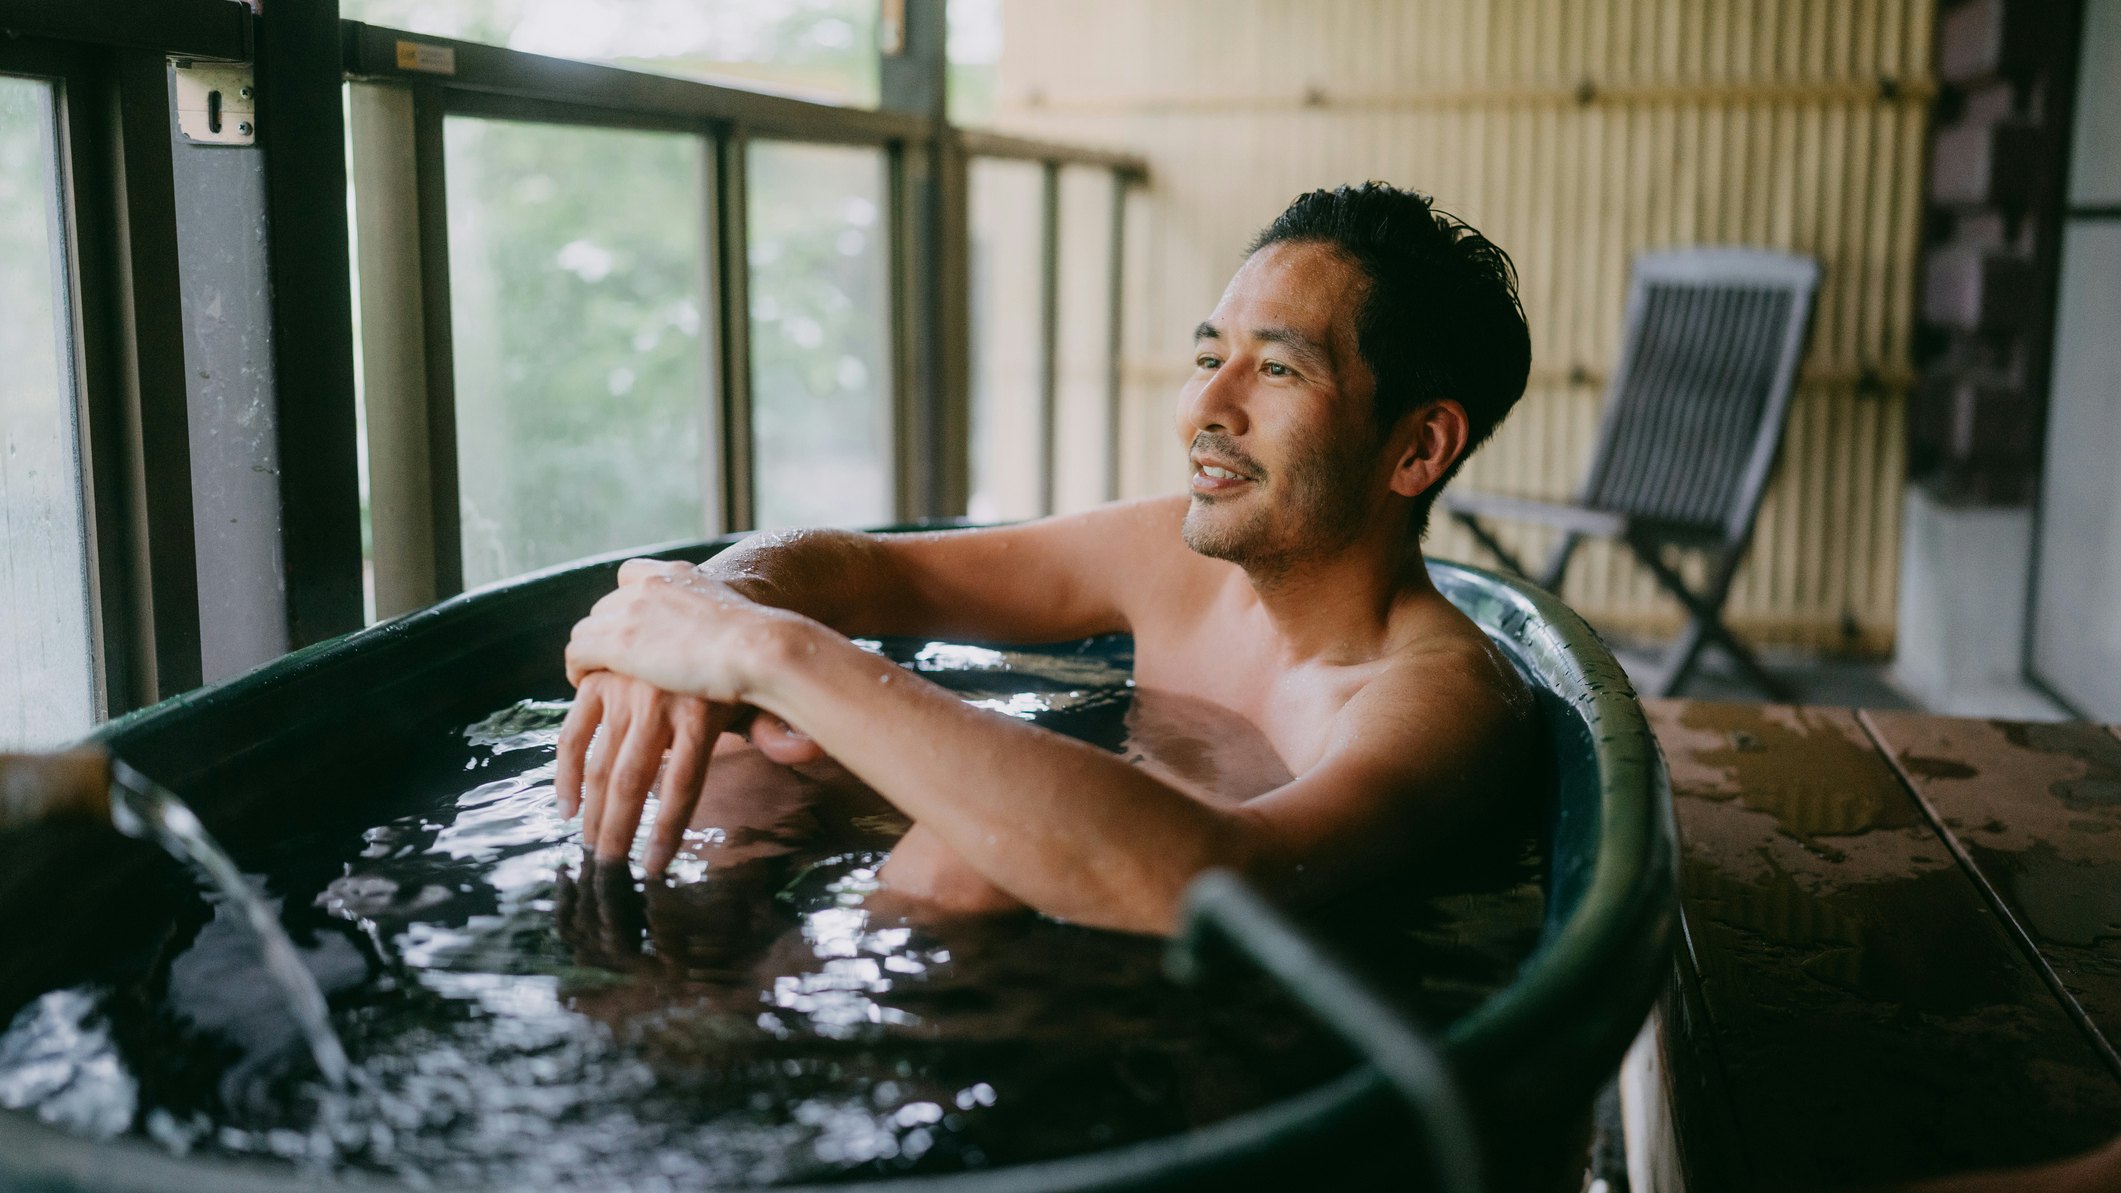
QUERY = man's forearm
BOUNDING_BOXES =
[742,615,1263,934]
[695,529,901,633]
[688,511,1133,648]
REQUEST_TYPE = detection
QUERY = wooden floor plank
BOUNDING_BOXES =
[1647,699,2121,1190]
[1863,710,2121,1073]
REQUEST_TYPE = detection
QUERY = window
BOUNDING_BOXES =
[0,76,96,746]
[443,117,715,588]
[746,139,894,530]
[945,0,1002,127]
[965,157,1044,522]
[345,8,1141,610]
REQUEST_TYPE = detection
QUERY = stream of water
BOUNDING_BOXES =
[106,760,352,1092]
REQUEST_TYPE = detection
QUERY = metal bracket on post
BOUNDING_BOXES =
[171,59,255,146]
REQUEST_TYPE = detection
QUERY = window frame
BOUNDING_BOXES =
[0,34,214,720]
[342,12,1144,610]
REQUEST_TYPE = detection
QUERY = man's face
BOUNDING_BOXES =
[1177,240,1386,573]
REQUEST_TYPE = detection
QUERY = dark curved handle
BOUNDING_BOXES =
[1169,870,1483,1193]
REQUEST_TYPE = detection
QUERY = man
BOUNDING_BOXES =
[558,182,1536,936]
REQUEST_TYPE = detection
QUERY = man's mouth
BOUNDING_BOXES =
[1190,457,1258,496]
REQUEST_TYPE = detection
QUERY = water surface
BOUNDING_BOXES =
[0,636,1544,1188]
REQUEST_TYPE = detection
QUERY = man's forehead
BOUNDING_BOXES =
[1199,242,1364,351]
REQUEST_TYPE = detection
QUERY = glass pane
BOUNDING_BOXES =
[445,117,712,588]
[746,140,894,530]
[1053,166,1116,514]
[2031,221,2121,717]
[0,77,96,746]
[341,0,880,108]
[946,0,1002,127]
[965,158,1044,522]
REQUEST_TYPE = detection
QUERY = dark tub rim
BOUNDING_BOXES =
[3,529,1678,1193]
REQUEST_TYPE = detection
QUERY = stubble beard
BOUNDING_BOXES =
[1181,435,1375,580]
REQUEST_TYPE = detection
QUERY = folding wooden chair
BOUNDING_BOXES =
[1443,248,1821,699]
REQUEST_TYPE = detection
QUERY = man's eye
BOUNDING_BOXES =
[1264,361,1292,377]
[1196,354,1222,369]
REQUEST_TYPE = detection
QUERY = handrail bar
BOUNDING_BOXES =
[1172,870,1482,1193]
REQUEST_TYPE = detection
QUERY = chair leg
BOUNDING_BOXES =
[1629,542,1791,702]
[1652,614,1712,698]
[1698,616,1792,702]
[1653,610,1792,700]
[1448,510,1534,579]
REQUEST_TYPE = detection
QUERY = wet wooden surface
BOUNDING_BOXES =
[1647,700,2121,1191]
[1863,711,2121,1072]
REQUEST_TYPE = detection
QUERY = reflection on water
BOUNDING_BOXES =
[0,636,1545,1186]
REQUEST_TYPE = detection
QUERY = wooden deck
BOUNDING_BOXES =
[1642,700,2121,1191]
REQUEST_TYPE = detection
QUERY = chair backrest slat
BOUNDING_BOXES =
[1579,249,1820,539]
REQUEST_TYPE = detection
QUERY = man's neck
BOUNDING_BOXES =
[1238,528,1439,666]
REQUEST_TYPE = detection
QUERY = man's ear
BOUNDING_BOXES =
[1388,399,1471,499]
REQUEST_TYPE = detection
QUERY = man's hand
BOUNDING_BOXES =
[557,671,730,875]
[565,563,816,703]
[558,559,825,875]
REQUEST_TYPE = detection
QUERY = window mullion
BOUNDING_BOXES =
[697,127,726,537]
[1104,171,1128,504]
[45,55,137,720]
[714,129,757,534]
[887,139,921,523]
[111,48,204,702]
[410,82,464,600]
[258,0,365,645]
[350,81,441,618]
[1036,160,1060,518]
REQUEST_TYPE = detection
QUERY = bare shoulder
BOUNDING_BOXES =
[1238,600,1540,900]
[1341,599,1537,764]
[1288,592,1539,816]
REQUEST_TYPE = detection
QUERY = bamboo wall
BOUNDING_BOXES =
[995,0,1934,653]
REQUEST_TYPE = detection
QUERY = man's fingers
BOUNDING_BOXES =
[617,557,692,587]
[645,702,712,877]
[579,697,630,849]
[556,680,604,818]
[593,711,672,862]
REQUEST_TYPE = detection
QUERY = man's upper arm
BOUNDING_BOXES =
[852,496,1186,643]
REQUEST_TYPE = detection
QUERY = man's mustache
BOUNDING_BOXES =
[1189,433,1264,481]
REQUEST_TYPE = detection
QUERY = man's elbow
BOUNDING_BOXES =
[1100,807,1280,937]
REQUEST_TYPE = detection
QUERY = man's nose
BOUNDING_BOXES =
[1182,361,1249,437]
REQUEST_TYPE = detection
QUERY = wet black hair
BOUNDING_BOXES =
[1247,182,1532,531]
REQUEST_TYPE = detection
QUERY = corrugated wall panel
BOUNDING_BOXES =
[1000,0,1931,653]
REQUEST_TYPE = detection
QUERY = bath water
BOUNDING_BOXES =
[0,636,1545,1188]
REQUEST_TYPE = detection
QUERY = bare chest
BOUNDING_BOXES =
[1128,620,1370,776]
